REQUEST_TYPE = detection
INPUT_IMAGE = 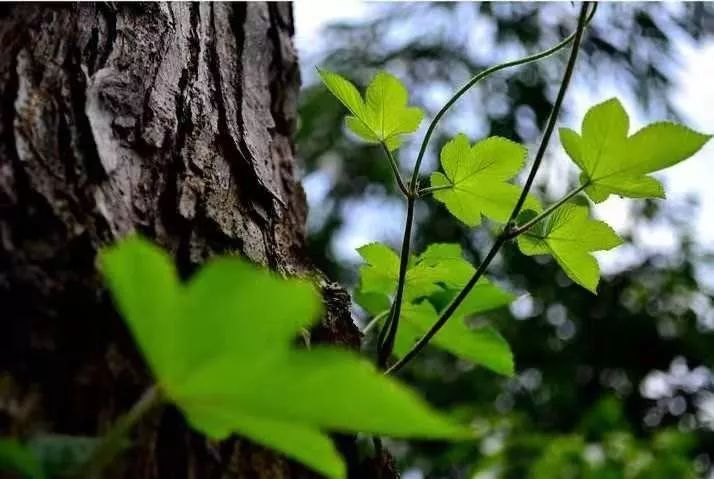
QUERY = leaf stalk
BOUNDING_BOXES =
[382,142,411,197]
[82,385,163,478]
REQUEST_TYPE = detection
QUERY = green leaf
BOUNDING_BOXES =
[431,134,541,226]
[0,439,44,479]
[431,282,518,320]
[183,411,345,479]
[395,301,515,376]
[180,347,471,437]
[415,243,476,289]
[318,68,423,150]
[356,242,402,299]
[354,241,516,376]
[559,98,712,203]
[353,289,391,317]
[98,236,181,382]
[516,204,623,293]
[101,236,469,479]
[357,242,477,302]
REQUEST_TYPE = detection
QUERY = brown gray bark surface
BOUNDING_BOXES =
[0,3,381,478]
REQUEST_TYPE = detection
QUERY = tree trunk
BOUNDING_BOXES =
[0,3,388,478]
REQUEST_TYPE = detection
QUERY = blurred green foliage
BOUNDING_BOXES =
[296,3,714,478]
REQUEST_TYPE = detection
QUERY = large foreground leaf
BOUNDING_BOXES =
[101,236,468,479]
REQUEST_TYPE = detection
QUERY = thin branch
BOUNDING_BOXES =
[386,2,592,376]
[82,385,163,477]
[363,310,389,335]
[377,196,415,368]
[382,142,411,197]
[507,4,595,225]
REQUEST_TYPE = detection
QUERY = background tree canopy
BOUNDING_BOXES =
[294,3,714,478]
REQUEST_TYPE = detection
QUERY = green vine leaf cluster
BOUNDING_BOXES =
[99,236,469,479]
[356,242,515,375]
[319,42,710,381]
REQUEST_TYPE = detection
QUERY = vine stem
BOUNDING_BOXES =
[363,310,389,334]
[386,2,592,376]
[382,142,411,197]
[82,385,163,478]
[377,195,415,368]
[506,4,594,225]
[374,3,597,366]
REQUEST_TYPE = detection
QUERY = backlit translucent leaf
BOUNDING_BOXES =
[395,302,514,376]
[356,242,402,297]
[357,242,479,301]
[415,243,475,289]
[559,98,712,203]
[431,282,518,320]
[180,348,470,437]
[355,241,516,376]
[516,204,623,293]
[101,236,468,479]
[318,68,423,150]
[431,134,540,226]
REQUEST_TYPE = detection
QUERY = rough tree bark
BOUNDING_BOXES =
[0,3,393,478]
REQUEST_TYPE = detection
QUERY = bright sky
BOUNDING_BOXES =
[294,2,714,275]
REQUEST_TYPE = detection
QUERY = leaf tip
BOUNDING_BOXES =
[584,279,599,295]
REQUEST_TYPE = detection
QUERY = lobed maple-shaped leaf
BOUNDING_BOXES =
[357,242,478,301]
[101,236,469,479]
[516,204,623,293]
[560,98,712,203]
[318,68,423,150]
[430,134,540,226]
[356,242,515,375]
